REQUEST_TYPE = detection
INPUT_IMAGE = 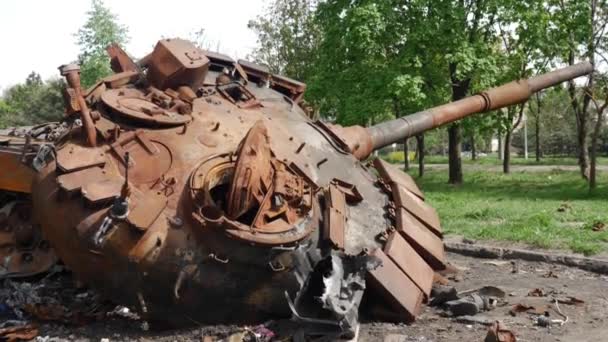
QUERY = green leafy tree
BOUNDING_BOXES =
[547,0,593,179]
[588,0,608,190]
[492,0,555,173]
[248,0,320,81]
[0,72,65,128]
[76,0,129,87]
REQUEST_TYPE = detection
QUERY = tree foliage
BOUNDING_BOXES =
[0,72,65,128]
[248,0,320,80]
[75,0,129,87]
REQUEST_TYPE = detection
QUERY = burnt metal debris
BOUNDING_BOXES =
[0,37,592,337]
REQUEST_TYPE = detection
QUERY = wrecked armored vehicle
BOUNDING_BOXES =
[0,38,592,337]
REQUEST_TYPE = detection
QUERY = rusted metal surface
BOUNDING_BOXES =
[57,167,109,194]
[395,208,446,270]
[0,144,36,193]
[0,37,587,336]
[384,232,434,298]
[270,73,306,103]
[320,123,373,160]
[391,183,442,237]
[107,43,139,73]
[144,38,210,90]
[59,64,98,147]
[226,121,274,219]
[56,144,106,172]
[331,178,363,203]
[102,71,139,89]
[323,185,347,249]
[127,191,168,231]
[101,88,192,126]
[367,248,424,322]
[238,59,270,84]
[373,158,424,199]
[0,201,57,278]
[81,179,123,204]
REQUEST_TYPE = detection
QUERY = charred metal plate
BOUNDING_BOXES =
[384,232,433,298]
[367,249,424,322]
[238,59,271,83]
[373,158,424,199]
[102,71,139,89]
[101,88,191,126]
[57,167,109,194]
[328,185,346,214]
[203,50,236,66]
[107,43,139,73]
[111,137,172,184]
[324,208,345,249]
[391,183,442,237]
[331,178,363,204]
[94,116,118,140]
[128,191,168,231]
[146,38,210,90]
[0,244,57,278]
[395,208,446,271]
[270,74,306,102]
[56,144,106,172]
[0,149,35,193]
[81,179,123,204]
[0,202,57,278]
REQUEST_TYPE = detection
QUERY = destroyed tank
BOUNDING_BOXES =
[0,38,592,336]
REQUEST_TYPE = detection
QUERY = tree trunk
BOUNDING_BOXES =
[448,62,468,185]
[471,132,477,160]
[448,123,463,184]
[504,104,525,174]
[417,134,425,178]
[589,0,600,190]
[567,49,591,180]
[403,138,410,171]
[531,93,542,162]
[590,103,606,190]
[497,134,503,160]
[503,129,511,174]
[577,125,590,179]
[535,118,541,162]
[590,134,598,190]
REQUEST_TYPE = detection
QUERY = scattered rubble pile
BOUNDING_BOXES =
[0,267,113,341]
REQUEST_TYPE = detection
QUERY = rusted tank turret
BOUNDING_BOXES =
[0,37,592,339]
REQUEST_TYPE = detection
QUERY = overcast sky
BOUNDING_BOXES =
[0,0,266,91]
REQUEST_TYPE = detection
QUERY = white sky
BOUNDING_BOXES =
[0,0,266,91]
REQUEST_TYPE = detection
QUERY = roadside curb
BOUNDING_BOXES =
[444,242,608,275]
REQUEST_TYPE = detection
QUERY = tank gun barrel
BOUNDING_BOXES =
[365,62,593,155]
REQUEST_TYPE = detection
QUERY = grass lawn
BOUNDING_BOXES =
[409,168,608,256]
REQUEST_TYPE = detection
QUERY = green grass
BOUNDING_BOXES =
[410,169,608,255]
[382,151,608,166]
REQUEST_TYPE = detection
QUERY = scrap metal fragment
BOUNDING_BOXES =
[391,183,442,237]
[0,323,38,342]
[384,232,434,298]
[485,321,517,342]
[373,158,424,199]
[367,249,424,322]
[289,252,377,338]
[127,191,168,231]
[395,208,446,270]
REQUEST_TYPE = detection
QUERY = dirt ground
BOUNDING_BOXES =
[4,252,608,342]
